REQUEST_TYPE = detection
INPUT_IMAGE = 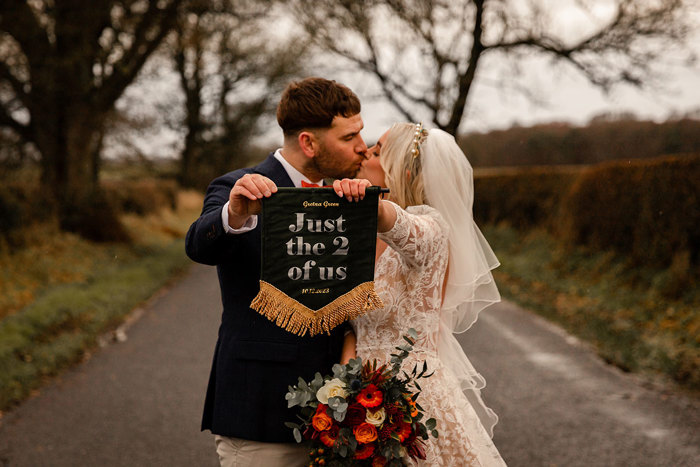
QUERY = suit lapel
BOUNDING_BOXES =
[253,152,294,187]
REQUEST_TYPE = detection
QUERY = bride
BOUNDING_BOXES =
[334,123,507,466]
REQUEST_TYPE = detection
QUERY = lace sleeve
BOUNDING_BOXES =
[378,201,448,269]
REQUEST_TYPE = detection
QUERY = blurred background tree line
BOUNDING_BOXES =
[0,0,697,242]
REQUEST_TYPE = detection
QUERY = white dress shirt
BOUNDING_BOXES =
[221,149,321,234]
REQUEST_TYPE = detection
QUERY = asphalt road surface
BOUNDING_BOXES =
[1,264,698,466]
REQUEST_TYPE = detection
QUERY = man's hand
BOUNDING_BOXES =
[332,178,372,202]
[228,174,277,229]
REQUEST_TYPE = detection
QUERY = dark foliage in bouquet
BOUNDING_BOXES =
[285,328,438,466]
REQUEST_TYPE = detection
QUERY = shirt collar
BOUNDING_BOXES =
[273,149,321,187]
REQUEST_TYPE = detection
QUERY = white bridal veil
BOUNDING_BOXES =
[421,128,502,436]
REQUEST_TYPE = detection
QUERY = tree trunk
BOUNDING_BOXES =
[35,104,128,241]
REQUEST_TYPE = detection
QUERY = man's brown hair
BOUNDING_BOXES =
[277,77,361,136]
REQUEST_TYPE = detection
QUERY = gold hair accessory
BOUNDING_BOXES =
[411,122,427,159]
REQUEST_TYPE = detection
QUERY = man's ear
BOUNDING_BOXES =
[298,131,318,158]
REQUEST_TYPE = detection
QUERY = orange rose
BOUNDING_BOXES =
[312,405,333,432]
[353,422,378,444]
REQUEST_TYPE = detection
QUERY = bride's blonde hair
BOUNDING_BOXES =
[380,123,426,209]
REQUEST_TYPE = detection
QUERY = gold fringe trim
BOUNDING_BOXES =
[250,280,383,336]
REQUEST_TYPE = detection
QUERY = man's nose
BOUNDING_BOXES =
[357,140,369,158]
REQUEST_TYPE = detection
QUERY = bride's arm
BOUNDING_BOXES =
[340,330,357,364]
[377,198,397,232]
[377,200,447,268]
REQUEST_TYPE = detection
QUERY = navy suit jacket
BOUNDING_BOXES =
[185,153,346,442]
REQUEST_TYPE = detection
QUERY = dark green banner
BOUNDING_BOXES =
[250,187,383,336]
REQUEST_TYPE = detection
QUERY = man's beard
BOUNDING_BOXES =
[311,143,359,180]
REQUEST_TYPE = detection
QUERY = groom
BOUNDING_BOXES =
[185,77,368,466]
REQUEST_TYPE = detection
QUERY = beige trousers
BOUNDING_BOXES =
[214,435,308,467]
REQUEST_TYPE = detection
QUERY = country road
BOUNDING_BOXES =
[1,264,698,466]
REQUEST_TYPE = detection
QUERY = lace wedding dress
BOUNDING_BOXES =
[352,202,507,466]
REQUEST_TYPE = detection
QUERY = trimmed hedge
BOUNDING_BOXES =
[474,167,580,231]
[560,155,700,267]
[474,154,700,268]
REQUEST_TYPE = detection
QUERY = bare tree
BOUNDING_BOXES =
[288,0,694,135]
[0,0,181,237]
[174,0,306,188]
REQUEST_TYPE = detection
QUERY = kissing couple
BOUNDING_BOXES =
[186,77,506,466]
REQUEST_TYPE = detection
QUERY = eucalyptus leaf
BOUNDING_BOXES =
[293,427,302,443]
[328,396,348,414]
[347,357,363,374]
[332,363,346,378]
[311,372,325,390]
[426,418,437,430]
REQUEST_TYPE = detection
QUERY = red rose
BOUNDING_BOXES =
[372,456,388,467]
[357,384,383,408]
[354,442,376,460]
[343,403,367,426]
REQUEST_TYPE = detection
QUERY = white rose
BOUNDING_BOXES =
[316,378,348,404]
[365,407,386,427]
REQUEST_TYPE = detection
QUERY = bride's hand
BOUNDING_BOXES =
[333,178,372,202]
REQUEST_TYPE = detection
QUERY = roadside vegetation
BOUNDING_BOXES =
[484,225,699,392]
[475,154,699,392]
[0,183,203,412]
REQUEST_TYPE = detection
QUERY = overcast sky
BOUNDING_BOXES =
[259,0,700,145]
[113,1,700,157]
[352,54,700,144]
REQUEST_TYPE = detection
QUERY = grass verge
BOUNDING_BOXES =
[0,190,203,412]
[482,224,699,392]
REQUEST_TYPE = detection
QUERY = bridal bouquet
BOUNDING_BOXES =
[285,328,438,466]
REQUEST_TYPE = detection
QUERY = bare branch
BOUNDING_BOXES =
[0,1,51,68]
[98,0,183,111]
[285,0,692,135]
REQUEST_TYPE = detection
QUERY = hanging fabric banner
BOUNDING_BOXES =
[250,187,384,336]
